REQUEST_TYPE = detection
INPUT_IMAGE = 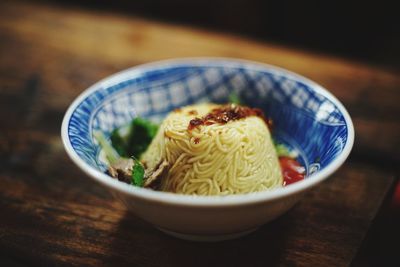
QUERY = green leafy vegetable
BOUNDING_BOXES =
[110,128,127,157]
[127,117,159,158]
[94,130,145,187]
[228,92,242,105]
[131,157,145,186]
[275,143,291,157]
[95,116,159,188]
[274,141,299,158]
[110,117,159,158]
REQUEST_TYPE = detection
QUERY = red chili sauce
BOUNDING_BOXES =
[188,104,272,130]
[279,156,305,186]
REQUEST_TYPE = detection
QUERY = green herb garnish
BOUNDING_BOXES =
[228,92,242,105]
[110,117,159,158]
[274,141,299,158]
[94,130,145,187]
[131,157,145,186]
[127,117,159,158]
[110,127,127,157]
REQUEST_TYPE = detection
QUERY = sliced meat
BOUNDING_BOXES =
[143,160,169,190]
[108,158,135,184]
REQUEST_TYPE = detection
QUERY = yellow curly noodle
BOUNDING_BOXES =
[141,104,283,195]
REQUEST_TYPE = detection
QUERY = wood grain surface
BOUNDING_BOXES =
[1,1,399,266]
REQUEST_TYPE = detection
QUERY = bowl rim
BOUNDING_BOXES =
[61,57,355,207]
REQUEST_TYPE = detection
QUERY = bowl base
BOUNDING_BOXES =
[157,227,258,242]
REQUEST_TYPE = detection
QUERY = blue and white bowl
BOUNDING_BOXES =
[61,58,354,241]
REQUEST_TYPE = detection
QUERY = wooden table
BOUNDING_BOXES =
[1,1,399,266]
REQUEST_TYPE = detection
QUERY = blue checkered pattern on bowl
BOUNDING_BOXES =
[67,60,348,177]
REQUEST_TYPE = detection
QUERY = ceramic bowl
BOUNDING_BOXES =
[61,58,354,241]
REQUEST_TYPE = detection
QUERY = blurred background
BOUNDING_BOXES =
[33,0,400,69]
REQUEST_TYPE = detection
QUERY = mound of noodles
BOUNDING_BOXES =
[140,103,283,195]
